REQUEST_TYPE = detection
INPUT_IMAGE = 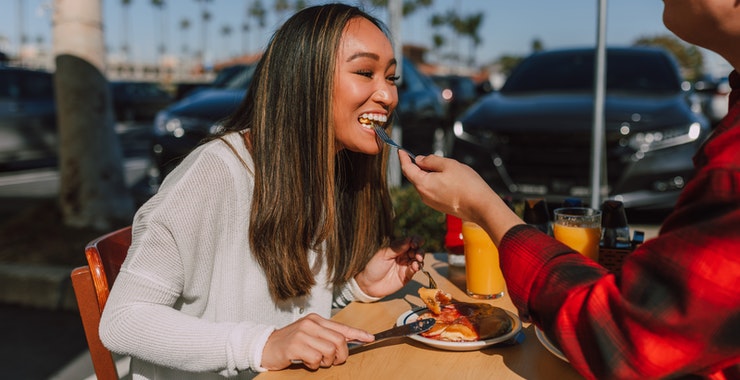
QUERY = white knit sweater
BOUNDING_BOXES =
[100,132,379,379]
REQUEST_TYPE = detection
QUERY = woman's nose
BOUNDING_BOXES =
[372,82,397,106]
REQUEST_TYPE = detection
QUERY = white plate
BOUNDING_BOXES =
[535,327,569,362]
[395,307,522,352]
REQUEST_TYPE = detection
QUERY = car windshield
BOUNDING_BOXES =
[223,64,257,90]
[501,49,682,95]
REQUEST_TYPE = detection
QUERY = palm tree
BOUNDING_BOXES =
[293,0,307,11]
[240,21,250,54]
[220,24,233,60]
[458,12,483,66]
[430,9,484,67]
[151,0,166,63]
[248,0,266,43]
[179,18,191,56]
[195,0,214,62]
[273,0,290,24]
[121,0,132,61]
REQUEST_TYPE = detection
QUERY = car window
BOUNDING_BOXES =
[401,59,438,94]
[502,49,682,95]
[113,82,169,97]
[212,65,248,88]
[401,62,426,93]
[224,64,257,90]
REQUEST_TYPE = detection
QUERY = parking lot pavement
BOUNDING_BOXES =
[0,304,88,380]
[0,156,149,198]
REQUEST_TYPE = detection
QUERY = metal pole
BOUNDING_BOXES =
[590,0,607,208]
[388,0,403,188]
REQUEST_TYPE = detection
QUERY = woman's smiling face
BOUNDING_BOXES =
[333,16,399,154]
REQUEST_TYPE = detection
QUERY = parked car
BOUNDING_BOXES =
[0,66,57,170]
[0,66,160,171]
[148,58,446,186]
[110,81,174,124]
[173,64,252,100]
[431,74,479,122]
[449,47,711,210]
[693,74,730,126]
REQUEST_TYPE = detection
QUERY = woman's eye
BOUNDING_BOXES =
[388,75,400,84]
[356,70,373,78]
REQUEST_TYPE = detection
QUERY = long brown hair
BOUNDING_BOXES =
[220,4,394,301]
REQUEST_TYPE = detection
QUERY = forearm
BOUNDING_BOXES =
[469,192,525,245]
[500,225,740,379]
[100,271,274,376]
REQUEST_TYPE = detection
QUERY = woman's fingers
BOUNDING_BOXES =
[262,314,372,370]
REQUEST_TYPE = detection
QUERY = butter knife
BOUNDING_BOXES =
[347,318,436,351]
[290,318,436,364]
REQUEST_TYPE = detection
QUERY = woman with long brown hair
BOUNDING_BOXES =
[100,4,423,378]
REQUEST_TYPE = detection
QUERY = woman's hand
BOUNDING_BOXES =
[261,313,373,371]
[354,236,425,298]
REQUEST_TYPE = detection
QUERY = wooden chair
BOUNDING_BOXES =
[70,226,132,380]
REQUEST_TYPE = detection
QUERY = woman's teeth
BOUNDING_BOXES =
[359,113,387,128]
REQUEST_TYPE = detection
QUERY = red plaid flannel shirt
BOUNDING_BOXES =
[499,71,740,380]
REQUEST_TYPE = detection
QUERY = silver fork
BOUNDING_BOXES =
[418,260,438,289]
[373,123,416,163]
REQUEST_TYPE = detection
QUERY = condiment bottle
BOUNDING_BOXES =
[600,200,631,249]
[523,198,551,235]
[563,198,583,207]
[444,214,465,267]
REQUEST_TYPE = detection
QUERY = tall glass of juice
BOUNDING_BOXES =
[461,221,505,299]
[553,207,602,261]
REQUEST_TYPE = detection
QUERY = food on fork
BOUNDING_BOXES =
[419,287,452,314]
[359,113,387,127]
[417,287,512,342]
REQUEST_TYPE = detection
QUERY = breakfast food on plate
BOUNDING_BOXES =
[417,287,512,342]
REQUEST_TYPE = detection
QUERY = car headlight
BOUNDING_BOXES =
[453,121,498,146]
[154,111,206,138]
[626,122,702,154]
[209,121,226,135]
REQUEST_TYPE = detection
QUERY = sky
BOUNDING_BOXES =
[0,0,731,76]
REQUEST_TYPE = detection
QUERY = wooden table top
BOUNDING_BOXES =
[256,254,583,380]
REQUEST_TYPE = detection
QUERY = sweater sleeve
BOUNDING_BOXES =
[99,143,274,376]
[332,277,382,308]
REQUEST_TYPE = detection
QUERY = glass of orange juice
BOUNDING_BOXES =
[553,207,602,261]
[461,221,506,299]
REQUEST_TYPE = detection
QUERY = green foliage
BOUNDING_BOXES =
[633,34,704,81]
[390,185,445,252]
[498,55,525,76]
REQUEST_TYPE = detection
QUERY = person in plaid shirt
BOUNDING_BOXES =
[399,1,740,379]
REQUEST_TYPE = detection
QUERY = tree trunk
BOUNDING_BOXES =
[52,0,133,231]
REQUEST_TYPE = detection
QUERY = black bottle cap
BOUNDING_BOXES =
[523,198,549,225]
[601,200,628,228]
[563,198,583,207]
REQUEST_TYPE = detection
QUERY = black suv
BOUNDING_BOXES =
[0,66,57,170]
[449,47,710,210]
[148,58,446,186]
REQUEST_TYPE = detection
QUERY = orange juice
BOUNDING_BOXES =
[553,223,601,261]
[461,222,506,299]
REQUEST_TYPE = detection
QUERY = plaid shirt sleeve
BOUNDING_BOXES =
[498,71,740,380]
